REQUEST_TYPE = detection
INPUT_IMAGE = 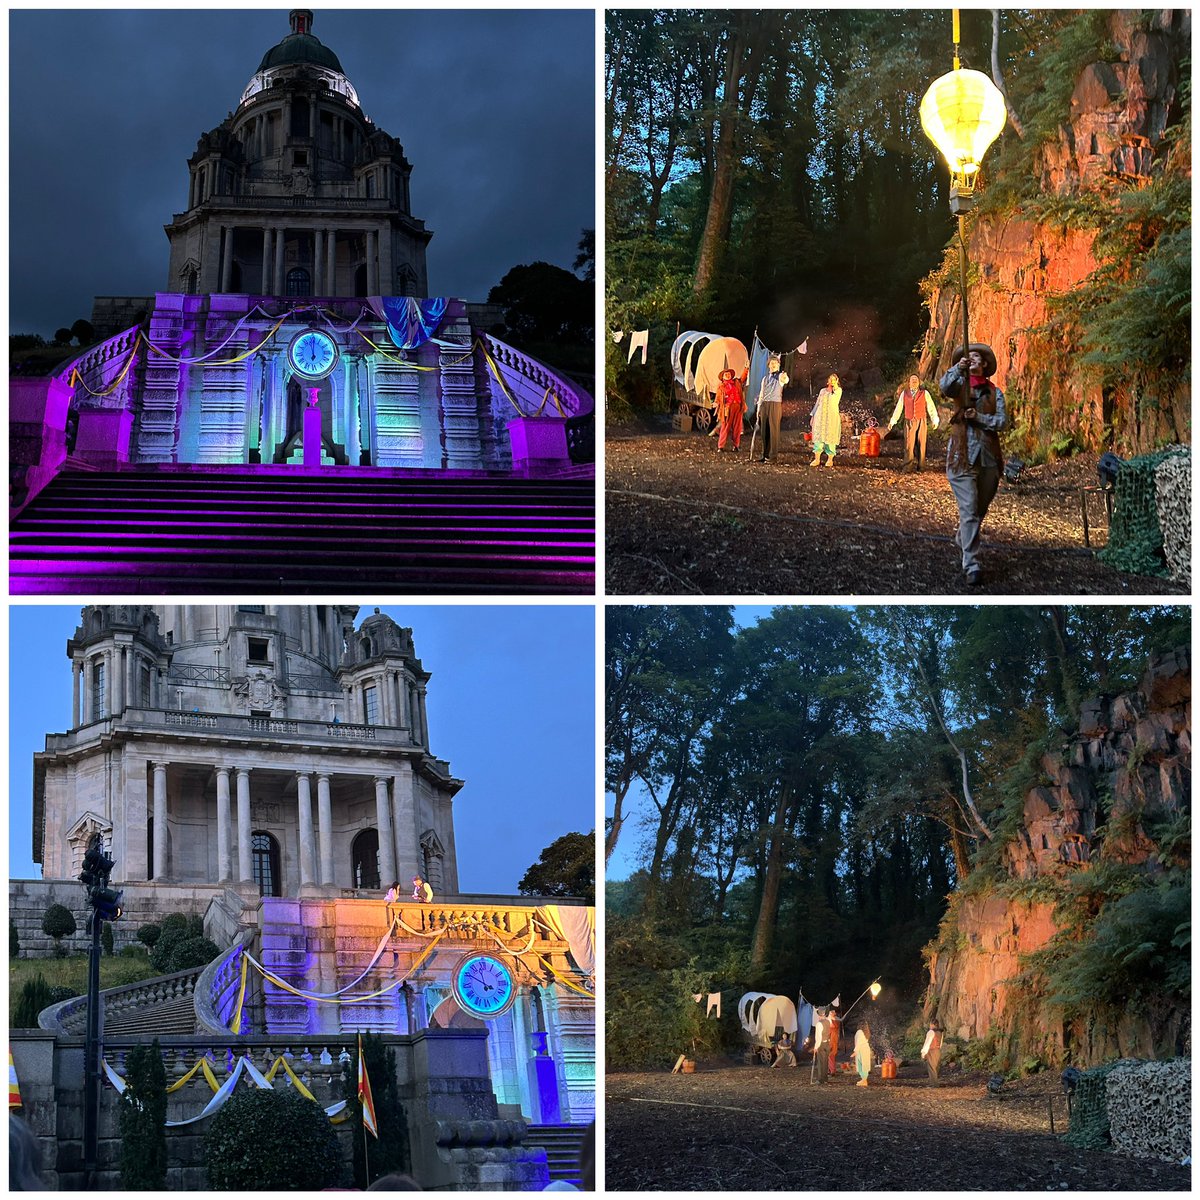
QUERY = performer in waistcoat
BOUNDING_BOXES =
[755,356,788,462]
[887,373,940,470]
[940,344,1006,586]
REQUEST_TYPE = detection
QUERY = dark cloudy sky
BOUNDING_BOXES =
[9,8,595,337]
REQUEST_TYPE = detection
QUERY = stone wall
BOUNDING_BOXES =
[926,646,1190,1066]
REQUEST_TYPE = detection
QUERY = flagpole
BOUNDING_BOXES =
[363,1109,371,1185]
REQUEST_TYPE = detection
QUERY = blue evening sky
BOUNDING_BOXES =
[10,8,595,337]
[9,604,597,895]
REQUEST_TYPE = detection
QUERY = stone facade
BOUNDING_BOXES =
[36,605,458,896]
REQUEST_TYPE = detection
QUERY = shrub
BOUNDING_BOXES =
[340,1033,411,1186]
[47,985,79,1005]
[42,903,77,955]
[118,1040,168,1189]
[101,923,114,956]
[13,975,53,1028]
[204,1087,345,1190]
[166,937,220,973]
[121,943,148,958]
[136,923,162,950]
[10,919,19,959]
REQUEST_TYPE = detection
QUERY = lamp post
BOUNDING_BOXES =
[841,978,882,1021]
[920,10,1006,390]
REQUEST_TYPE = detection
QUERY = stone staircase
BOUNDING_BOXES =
[10,466,595,594]
[524,1124,589,1188]
[45,966,203,1037]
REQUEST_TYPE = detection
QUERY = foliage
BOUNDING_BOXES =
[150,914,206,972]
[165,936,220,973]
[204,1087,345,1190]
[10,920,19,959]
[101,923,114,956]
[487,261,593,345]
[118,1040,168,1190]
[339,1033,411,1187]
[42,903,77,954]
[12,975,53,1028]
[9,953,158,996]
[137,923,162,949]
[518,831,595,903]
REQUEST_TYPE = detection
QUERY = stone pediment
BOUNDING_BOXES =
[66,811,112,844]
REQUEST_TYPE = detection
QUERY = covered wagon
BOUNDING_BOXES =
[738,992,798,1065]
[671,331,750,432]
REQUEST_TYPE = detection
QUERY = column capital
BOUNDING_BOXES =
[215,765,232,778]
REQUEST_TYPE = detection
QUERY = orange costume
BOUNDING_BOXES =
[716,370,745,451]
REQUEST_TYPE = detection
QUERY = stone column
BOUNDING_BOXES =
[152,762,168,879]
[274,229,285,295]
[111,649,122,714]
[126,648,136,710]
[379,672,393,726]
[215,767,232,881]
[326,230,336,296]
[72,660,81,728]
[375,777,397,887]
[391,760,416,882]
[418,685,429,746]
[297,773,315,889]
[317,773,334,886]
[220,226,234,292]
[236,768,253,883]
[261,228,273,293]
[314,229,325,294]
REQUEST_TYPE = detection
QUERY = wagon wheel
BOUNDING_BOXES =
[694,406,713,432]
[754,1046,774,1066]
[677,402,693,422]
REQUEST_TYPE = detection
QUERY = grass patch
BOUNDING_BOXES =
[10,952,160,1002]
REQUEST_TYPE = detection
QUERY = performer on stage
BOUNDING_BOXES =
[810,374,843,467]
[940,344,1006,586]
[887,373,940,470]
[755,356,788,462]
[716,368,745,452]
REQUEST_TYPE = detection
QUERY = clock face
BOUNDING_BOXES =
[287,329,339,379]
[452,954,516,1019]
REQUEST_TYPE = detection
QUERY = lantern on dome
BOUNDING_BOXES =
[919,10,1007,387]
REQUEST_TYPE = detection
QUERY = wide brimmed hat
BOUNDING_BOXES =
[952,342,997,376]
[718,368,736,381]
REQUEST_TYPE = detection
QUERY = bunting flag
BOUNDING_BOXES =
[795,339,809,355]
[357,1034,378,1138]
[10,1050,22,1109]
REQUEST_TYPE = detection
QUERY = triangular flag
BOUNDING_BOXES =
[692,993,703,1004]
[795,339,808,355]
[357,1034,378,1138]
[9,1050,22,1109]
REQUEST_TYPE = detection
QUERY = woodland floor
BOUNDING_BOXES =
[606,1061,1191,1191]
[605,414,1187,596]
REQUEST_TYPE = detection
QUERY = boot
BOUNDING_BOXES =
[823,454,834,467]
[809,452,821,468]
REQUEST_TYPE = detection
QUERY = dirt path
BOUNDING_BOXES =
[605,424,1185,596]
[606,1066,1190,1190]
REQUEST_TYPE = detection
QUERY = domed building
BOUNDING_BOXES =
[13,604,595,1188]
[11,10,594,594]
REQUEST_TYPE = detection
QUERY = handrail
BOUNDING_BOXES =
[40,963,205,1035]
[54,325,144,409]
[482,333,592,421]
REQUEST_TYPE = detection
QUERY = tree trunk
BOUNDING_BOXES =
[749,784,791,972]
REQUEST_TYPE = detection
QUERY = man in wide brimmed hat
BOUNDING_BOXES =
[940,343,1006,586]
[715,367,746,453]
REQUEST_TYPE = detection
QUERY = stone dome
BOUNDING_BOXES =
[257,31,344,75]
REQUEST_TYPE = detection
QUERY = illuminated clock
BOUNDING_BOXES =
[452,953,516,1019]
[287,329,339,380]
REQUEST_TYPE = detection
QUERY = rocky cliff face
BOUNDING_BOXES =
[926,646,1190,1067]
[917,11,1189,455]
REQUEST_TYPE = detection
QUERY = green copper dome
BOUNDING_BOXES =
[257,10,343,74]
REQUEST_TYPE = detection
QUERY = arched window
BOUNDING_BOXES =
[352,829,380,890]
[396,266,417,298]
[286,268,312,297]
[252,831,281,897]
[181,267,198,295]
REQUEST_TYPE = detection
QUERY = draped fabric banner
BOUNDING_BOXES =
[536,905,595,981]
[373,296,449,350]
[103,1055,349,1128]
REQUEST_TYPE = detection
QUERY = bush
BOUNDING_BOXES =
[120,943,148,958]
[340,1033,411,1186]
[119,1040,168,1189]
[150,914,203,972]
[136,923,162,950]
[204,1087,345,1190]
[101,923,114,956]
[166,937,220,973]
[42,903,78,954]
[10,919,19,959]
[13,975,53,1028]
[47,985,79,1005]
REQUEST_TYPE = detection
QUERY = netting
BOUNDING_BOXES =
[1062,1059,1131,1149]
[1096,447,1188,578]
[1154,451,1191,588]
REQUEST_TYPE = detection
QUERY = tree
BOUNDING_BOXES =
[518,832,595,903]
[42,903,77,955]
[118,1040,168,1189]
[70,318,95,346]
[13,976,53,1028]
[205,1088,345,1190]
[573,228,595,281]
[340,1033,410,1187]
[53,327,73,346]
[487,261,593,345]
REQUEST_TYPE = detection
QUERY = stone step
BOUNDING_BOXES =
[524,1124,589,1186]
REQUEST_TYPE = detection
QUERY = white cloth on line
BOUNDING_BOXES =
[627,329,648,364]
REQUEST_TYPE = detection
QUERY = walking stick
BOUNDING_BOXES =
[747,408,760,463]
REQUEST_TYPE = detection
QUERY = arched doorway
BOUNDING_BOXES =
[252,831,281,896]
[352,828,380,890]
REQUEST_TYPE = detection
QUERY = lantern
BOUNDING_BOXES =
[919,69,1007,182]
[869,981,882,999]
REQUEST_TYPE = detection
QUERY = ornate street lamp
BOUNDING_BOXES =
[920,10,1006,378]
